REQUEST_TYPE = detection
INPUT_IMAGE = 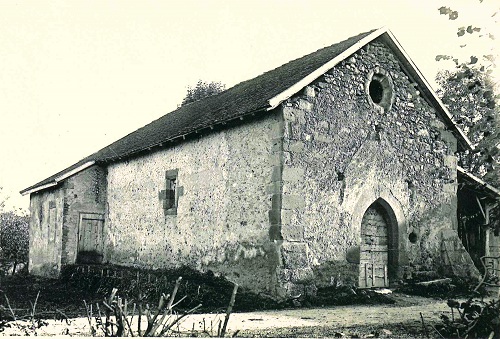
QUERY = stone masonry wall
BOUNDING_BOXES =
[278,39,461,295]
[105,113,282,294]
[61,165,107,265]
[28,165,107,276]
[28,187,64,276]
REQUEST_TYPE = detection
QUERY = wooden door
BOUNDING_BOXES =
[359,203,389,288]
[78,213,104,263]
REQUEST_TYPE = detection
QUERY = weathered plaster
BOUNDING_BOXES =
[105,113,282,293]
[61,166,107,265]
[28,188,64,276]
[28,165,107,276]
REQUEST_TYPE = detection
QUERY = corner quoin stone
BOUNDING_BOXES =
[282,194,306,210]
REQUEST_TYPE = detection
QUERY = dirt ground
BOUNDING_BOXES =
[3,269,489,337]
[0,293,453,337]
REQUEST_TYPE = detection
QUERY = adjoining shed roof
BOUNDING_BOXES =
[21,27,473,196]
[458,166,500,201]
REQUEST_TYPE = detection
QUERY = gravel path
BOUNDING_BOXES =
[0,294,452,337]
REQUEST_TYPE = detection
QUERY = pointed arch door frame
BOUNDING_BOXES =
[351,190,408,286]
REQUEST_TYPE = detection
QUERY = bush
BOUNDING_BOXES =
[61,265,282,313]
[180,80,225,106]
[436,298,500,338]
[0,211,29,273]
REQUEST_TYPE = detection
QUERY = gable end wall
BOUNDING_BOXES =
[28,165,108,276]
[61,165,108,265]
[278,40,468,294]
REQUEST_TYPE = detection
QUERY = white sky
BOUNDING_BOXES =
[0,0,498,212]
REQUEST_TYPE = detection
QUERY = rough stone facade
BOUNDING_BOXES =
[27,36,481,297]
[275,40,469,295]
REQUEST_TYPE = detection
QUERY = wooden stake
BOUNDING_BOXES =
[220,283,239,337]
[420,312,429,339]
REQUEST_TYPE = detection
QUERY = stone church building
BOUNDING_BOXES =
[21,28,500,297]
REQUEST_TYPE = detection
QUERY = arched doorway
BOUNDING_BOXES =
[359,200,398,288]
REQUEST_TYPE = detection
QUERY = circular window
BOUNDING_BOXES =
[366,68,394,112]
[369,78,384,104]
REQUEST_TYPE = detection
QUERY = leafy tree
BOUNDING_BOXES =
[436,2,498,69]
[180,80,225,106]
[435,1,499,183]
[0,211,29,273]
[0,186,7,212]
[436,2,500,233]
[0,187,29,274]
[436,65,500,186]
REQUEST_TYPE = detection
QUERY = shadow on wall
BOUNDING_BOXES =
[77,250,104,265]
[312,261,359,288]
[30,263,60,277]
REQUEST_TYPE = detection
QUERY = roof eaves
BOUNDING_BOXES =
[20,181,58,196]
[457,166,500,198]
[20,160,96,196]
[267,27,388,110]
[98,105,271,163]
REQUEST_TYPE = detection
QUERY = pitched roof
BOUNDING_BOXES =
[21,27,472,195]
